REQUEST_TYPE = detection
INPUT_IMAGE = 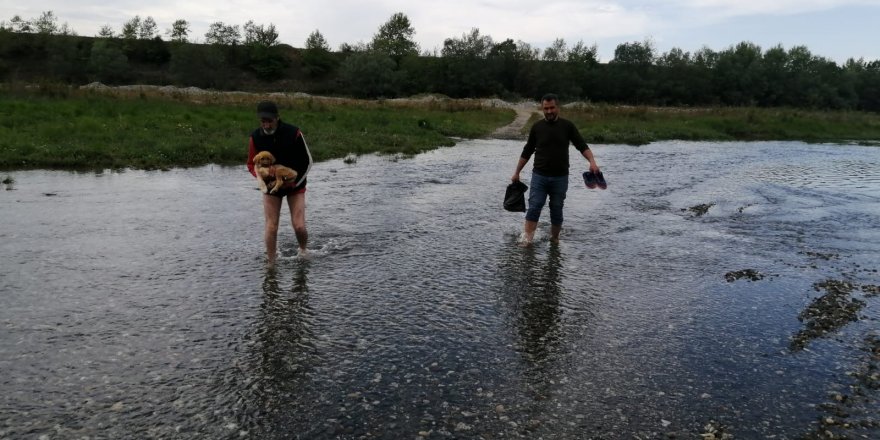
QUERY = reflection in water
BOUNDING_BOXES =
[496,242,572,408]
[1,141,879,438]
[244,262,317,437]
[505,245,565,369]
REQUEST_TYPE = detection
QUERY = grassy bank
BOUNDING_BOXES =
[2,84,880,171]
[0,86,513,171]
[557,104,880,145]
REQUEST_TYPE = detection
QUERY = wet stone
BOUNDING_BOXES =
[724,269,764,282]
[790,279,865,351]
[682,203,714,216]
[861,284,880,296]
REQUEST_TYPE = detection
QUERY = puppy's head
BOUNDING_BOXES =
[253,151,276,167]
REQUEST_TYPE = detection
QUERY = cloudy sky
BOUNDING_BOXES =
[3,0,879,63]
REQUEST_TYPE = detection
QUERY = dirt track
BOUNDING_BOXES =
[490,102,538,140]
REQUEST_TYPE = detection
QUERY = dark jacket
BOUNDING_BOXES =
[521,118,589,176]
[247,120,313,187]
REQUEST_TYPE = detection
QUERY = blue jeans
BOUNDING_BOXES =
[525,171,568,225]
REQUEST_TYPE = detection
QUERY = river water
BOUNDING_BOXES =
[2,140,879,439]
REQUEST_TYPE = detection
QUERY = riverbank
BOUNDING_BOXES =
[0,84,515,171]
[1,83,879,171]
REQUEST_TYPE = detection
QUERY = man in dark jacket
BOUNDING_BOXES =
[511,93,600,244]
[247,101,313,264]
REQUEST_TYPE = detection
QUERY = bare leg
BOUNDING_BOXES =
[550,224,562,243]
[263,194,283,265]
[522,220,538,245]
[287,192,308,254]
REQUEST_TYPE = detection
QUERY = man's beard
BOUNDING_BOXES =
[262,127,277,135]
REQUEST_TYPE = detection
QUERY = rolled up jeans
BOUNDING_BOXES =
[525,171,568,225]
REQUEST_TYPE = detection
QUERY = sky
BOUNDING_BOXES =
[2,0,879,64]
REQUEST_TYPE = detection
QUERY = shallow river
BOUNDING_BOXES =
[2,140,879,439]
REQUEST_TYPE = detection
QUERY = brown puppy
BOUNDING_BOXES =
[253,151,298,194]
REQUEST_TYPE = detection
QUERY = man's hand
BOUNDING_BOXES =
[511,172,520,182]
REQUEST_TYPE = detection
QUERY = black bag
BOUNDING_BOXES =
[504,181,528,212]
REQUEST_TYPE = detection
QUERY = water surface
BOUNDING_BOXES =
[2,140,879,439]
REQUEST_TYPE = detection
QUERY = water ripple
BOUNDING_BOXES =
[1,141,879,438]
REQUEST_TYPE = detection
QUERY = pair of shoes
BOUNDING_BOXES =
[595,171,607,189]
[583,171,598,188]
[582,171,608,190]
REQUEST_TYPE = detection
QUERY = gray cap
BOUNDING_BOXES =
[257,101,279,119]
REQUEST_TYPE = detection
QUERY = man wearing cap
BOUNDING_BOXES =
[247,100,313,263]
[511,93,600,245]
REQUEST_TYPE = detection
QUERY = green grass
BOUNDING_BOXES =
[558,104,880,145]
[3,84,880,171]
[0,87,513,170]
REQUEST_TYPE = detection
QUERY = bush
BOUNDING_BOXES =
[88,40,130,84]
[338,51,402,98]
[170,43,233,89]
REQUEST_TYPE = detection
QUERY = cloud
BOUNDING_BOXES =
[4,0,878,62]
[673,0,876,17]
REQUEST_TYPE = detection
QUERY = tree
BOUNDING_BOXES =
[654,47,711,105]
[611,40,655,65]
[338,51,402,97]
[693,46,718,68]
[760,45,788,106]
[370,12,418,62]
[516,41,539,61]
[122,16,141,40]
[139,16,158,40]
[8,15,31,33]
[33,11,59,34]
[567,40,598,65]
[339,41,369,53]
[205,22,241,46]
[303,29,336,78]
[440,29,500,97]
[243,20,279,47]
[442,28,493,59]
[170,43,232,89]
[168,19,189,43]
[487,39,525,94]
[609,40,657,103]
[246,44,288,80]
[847,58,880,111]
[89,40,130,83]
[48,34,89,82]
[713,41,766,106]
[542,38,567,62]
[305,29,330,51]
[57,23,75,36]
[97,25,115,38]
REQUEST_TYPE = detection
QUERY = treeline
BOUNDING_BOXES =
[2,11,879,112]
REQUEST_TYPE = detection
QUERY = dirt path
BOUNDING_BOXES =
[490,102,538,140]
